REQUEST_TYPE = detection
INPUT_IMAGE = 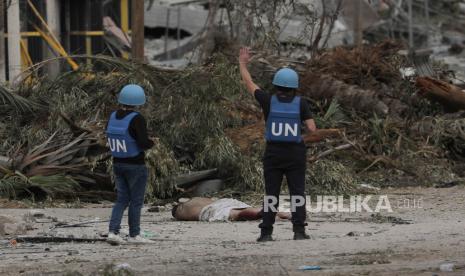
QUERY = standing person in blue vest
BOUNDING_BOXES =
[106,84,155,245]
[239,47,317,242]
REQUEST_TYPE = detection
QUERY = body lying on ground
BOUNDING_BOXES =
[171,197,291,222]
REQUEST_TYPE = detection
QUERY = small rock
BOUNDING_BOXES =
[115,263,131,271]
[30,210,45,218]
[148,206,161,212]
[449,43,464,55]
[68,250,79,256]
[25,223,34,230]
[3,223,27,236]
[35,218,54,223]
[346,231,372,237]
[439,262,455,272]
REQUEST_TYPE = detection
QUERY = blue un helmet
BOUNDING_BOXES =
[272,68,299,89]
[118,84,146,106]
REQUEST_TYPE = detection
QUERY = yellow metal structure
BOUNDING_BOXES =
[27,0,79,70]
[32,25,79,71]
[6,0,133,70]
[15,32,41,37]
[70,31,104,36]
[20,39,33,69]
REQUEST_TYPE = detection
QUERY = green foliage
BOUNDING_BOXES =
[194,136,241,177]
[0,173,80,200]
[364,114,405,156]
[314,99,347,128]
[145,141,180,199]
[237,156,264,192]
[0,55,263,200]
[306,160,358,195]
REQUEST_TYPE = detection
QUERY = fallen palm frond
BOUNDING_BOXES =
[1,42,464,202]
[194,136,240,177]
[0,173,80,200]
[0,129,109,199]
[308,41,404,89]
[0,85,45,113]
[412,114,465,160]
[9,132,97,177]
[306,160,358,196]
[145,141,181,199]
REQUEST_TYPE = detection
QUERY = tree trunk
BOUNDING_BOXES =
[303,129,342,143]
[131,0,145,62]
[416,77,465,112]
[301,73,389,115]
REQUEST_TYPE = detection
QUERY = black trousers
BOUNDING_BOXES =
[259,143,307,234]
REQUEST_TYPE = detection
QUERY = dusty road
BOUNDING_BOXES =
[1,186,464,276]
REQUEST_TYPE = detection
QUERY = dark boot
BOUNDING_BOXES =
[293,231,310,240]
[293,225,310,240]
[257,227,273,242]
[257,234,273,242]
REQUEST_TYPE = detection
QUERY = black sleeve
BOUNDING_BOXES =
[301,98,313,121]
[254,89,271,119]
[128,114,154,150]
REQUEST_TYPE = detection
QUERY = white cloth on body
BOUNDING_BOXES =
[198,198,251,222]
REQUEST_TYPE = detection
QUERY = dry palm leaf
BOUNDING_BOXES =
[0,86,45,113]
[10,132,97,177]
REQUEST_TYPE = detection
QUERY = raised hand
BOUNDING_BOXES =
[239,47,251,64]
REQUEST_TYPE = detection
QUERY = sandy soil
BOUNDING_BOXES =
[0,186,464,276]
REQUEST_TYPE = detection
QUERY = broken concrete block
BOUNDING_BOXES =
[3,223,27,236]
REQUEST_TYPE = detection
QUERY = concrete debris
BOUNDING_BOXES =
[439,262,455,272]
[148,206,165,212]
[0,215,29,237]
[346,231,373,237]
[103,16,131,54]
[114,263,132,271]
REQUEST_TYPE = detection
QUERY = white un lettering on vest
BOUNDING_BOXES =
[108,138,128,153]
[271,122,299,137]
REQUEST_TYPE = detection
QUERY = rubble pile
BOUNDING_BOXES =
[1,39,465,202]
[0,55,264,201]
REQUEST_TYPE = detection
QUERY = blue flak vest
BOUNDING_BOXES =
[265,95,302,143]
[106,111,142,158]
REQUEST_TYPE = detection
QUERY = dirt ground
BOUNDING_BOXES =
[0,186,464,276]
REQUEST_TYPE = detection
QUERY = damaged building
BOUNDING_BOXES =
[0,0,386,79]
